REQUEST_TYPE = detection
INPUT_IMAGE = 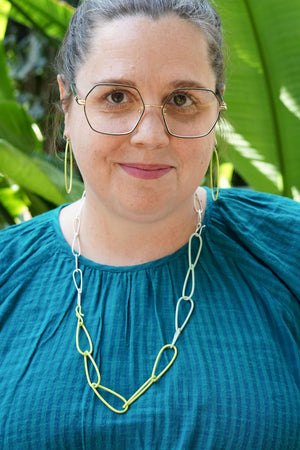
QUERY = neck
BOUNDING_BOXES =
[60,187,206,266]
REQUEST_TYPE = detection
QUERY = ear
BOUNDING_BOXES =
[57,74,67,102]
[57,74,71,138]
[221,85,226,96]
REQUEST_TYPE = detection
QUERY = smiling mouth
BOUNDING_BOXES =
[120,163,173,180]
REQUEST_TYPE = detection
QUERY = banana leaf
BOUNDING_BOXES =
[0,0,14,100]
[7,0,73,45]
[0,101,43,153]
[216,0,300,199]
[0,138,83,205]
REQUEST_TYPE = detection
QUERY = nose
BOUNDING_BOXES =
[130,105,170,148]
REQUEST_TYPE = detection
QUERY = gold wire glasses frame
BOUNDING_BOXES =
[70,82,227,139]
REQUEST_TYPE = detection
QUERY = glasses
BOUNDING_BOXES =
[70,83,227,138]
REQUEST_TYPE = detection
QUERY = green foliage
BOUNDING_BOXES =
[215,0,300,199]
[0,0,14,100]
[0,0,82,228]
[0,101,42,153]
[0,0,299,228]
[7,0,73,44]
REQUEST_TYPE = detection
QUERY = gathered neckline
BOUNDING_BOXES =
[51,187,213,273]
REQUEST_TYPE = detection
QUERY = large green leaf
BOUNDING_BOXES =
[7,0,73,44]
[0,101,43,153]
[0,0,14,100]
[216,0,300,199]
[0,0,11,39]
[0,185,29,218]
[0,138,83,204]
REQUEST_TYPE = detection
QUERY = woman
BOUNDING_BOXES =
[1,0,299,448]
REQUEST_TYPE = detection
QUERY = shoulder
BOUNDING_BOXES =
[214,187,299,223]
[208,188,300,241]
[0,205,69,280]
[206,188,300,299]
[0,206,62,252]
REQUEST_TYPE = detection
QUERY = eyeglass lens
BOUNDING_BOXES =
[83,84,220,137]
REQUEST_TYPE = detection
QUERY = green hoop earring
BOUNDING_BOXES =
[209,147,219,201]
[64,138,73,194]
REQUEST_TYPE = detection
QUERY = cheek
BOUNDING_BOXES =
[177,135,214,187]
[72,138,103,176]
[182,135,214,166]
[68,121,100,181]
[70,131,126,183]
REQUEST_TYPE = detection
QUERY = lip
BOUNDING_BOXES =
[120,163,173,180]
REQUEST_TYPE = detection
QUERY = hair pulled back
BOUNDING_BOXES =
[57,0,225,94]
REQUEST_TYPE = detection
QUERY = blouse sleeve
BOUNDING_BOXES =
[210,189,300,302]
[0,208,62,298]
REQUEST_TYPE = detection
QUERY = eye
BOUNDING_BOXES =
[170,93,193,107]
[107,91,127,104]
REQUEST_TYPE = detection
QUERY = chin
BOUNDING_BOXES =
[114,188,177,223]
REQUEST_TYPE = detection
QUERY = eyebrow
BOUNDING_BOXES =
[92,78,137,86]
[91,78,208,90]
[171,79,207,89]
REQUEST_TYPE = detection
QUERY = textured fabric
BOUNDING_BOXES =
[0,188,299,449]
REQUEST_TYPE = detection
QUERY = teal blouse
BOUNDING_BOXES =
[0,188,299,449]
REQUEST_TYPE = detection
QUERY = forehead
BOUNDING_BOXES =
[76,14,215,91]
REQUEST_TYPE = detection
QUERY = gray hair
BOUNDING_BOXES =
[56,0,225,96]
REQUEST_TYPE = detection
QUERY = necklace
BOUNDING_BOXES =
[72,191,205,414]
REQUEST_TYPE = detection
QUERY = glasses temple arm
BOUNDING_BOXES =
[70,82,85,105]
[216,89,227,111]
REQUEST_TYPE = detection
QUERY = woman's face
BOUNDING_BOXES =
[61,15,217,223]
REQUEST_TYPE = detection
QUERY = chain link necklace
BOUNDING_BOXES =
[72,191,205,414]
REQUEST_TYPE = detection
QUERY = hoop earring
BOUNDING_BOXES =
[64,137,73,194]
[209,147,219,201]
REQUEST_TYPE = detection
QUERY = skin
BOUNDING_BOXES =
[58,14,219,265]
